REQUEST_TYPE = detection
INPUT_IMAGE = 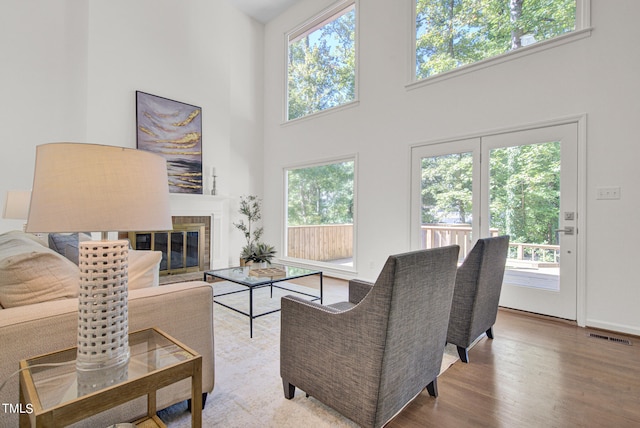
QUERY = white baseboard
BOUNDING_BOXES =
[586,319,640,337]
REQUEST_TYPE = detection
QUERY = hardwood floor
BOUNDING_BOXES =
[387,308,640,427]
[269,274,639,426]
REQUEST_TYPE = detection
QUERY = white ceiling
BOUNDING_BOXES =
[227,0,302,23]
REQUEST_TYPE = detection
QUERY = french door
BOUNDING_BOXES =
[411,123,579,320]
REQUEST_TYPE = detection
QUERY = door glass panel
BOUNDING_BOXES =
[420,151,473,260]
[489,141,561,291]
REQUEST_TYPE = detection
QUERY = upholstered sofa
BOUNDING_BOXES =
[0,231,214,428]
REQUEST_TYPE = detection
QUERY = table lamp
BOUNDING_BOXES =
[26,143,172,371]
[3,190,31,230]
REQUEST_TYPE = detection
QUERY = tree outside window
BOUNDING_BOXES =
[287,2,356,121]
[420,143,561,248]
[416,0,576,79]
[286,160,355,266]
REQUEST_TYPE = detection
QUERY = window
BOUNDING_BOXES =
[415,0,584,80]
[285,159,355,268]
[287,1,356,121]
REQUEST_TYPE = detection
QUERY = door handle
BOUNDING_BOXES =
[555,226,574,235]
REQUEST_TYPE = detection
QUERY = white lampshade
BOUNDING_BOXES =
[3,190,31,220]
[26,143,172,233]
[25,142,173,371]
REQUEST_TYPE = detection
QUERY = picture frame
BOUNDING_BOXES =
[136,91,203,194]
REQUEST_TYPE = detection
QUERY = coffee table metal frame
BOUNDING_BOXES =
[203,264,323,337]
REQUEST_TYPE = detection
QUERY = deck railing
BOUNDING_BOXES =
[420,225,496,258]
[287,224,559,267]
[508,243,560,265]
[421,224,559,266]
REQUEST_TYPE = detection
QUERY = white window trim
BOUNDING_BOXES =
[283,0,359,123]
[408,0,592,88]
[281,99,360,127]
[281,154,359,274]
[289,1,355,43]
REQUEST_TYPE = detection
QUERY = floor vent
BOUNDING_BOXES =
[587,332,632,346]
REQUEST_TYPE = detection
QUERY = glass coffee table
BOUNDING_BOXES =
[204,264,322,337]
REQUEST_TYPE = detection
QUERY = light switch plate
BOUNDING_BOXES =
[596,186,621,200]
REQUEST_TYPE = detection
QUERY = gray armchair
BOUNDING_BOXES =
[280,246,459,428]
[446,235,510,363]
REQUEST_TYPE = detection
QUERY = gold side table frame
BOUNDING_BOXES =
[19,328,202,428]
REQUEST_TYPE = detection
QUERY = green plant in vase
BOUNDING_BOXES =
[252,242,277,265]
[234,195,276,266]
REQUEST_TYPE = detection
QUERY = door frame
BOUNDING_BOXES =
[410,115,587,326]
[410,137,481,255]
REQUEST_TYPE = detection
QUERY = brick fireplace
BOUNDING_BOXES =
[122,194,229,275]
[126,216,210,275]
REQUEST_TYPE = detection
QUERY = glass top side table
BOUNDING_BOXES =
[19,328,202,428]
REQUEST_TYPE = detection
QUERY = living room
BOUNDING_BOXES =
[1,0,639,426]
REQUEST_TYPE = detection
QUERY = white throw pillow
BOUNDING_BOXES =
[128,249,162,289]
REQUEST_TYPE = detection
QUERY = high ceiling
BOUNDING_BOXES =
[227,0,302,23]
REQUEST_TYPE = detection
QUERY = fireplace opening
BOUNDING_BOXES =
[125,216,211,276]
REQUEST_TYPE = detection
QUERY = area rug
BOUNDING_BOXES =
[158,282,459,427]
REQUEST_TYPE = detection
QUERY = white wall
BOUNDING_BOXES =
[0,0,265,265]
[84,0,265,264]
[263,0,640,335]
[0,0,89,231]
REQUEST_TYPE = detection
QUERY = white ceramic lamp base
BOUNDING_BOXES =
[76,239,130,371]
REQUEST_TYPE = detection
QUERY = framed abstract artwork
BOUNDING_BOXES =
[136,91,203,194]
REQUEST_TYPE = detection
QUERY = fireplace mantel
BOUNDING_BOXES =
[169,194,229,269]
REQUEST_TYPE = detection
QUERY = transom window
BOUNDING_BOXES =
[287,0,356,121]
[415,0,585,80]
